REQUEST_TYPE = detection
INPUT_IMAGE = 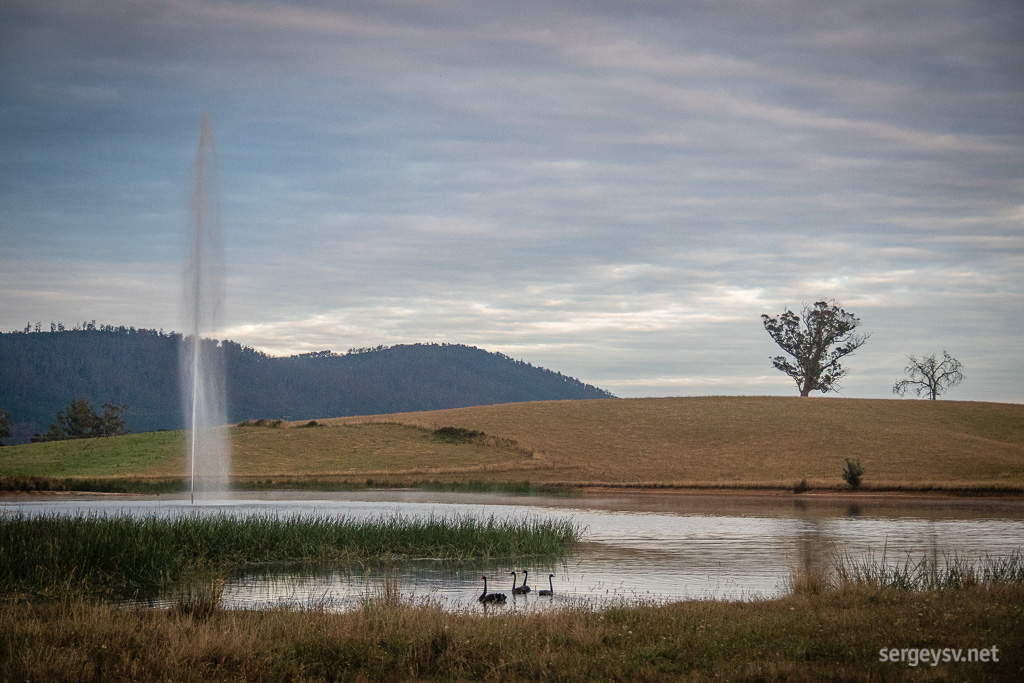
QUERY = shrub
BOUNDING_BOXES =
[842,458,864,489]
[793,478,809,494]
[432,426,484,443]
[238,418,285,428]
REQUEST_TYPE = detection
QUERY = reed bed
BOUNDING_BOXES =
[831,548,1024,591]
[0,513,581,599]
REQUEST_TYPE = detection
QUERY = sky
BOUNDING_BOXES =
[1,0,1021,403]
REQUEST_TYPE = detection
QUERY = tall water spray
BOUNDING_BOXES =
[182,112,229,501]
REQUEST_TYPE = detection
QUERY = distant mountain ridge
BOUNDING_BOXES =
[0,326,613,444]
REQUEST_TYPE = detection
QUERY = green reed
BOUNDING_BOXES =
[831,548,1024,591]
[0,513,581,599]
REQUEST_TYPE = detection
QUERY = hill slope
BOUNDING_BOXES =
[0,328,612,443]
[3,397,1022,492]
[327,396,1024,490]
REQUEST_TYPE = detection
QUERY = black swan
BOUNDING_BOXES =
[478,576,506,604]
[519,569,532,593]
[510,571,529,595]
[539,574,555,596]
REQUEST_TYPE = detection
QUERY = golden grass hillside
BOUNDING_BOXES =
[329,396,1024,491]
[3,397,1023,491]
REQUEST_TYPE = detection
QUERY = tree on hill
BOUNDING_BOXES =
[893,351,963,400]
[31,397,129,442]
[761,299,870,397]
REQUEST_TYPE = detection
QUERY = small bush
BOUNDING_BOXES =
[238,418,284,428]
[793,478,809,494]
[432,426,484,444]
[842,458,864,489]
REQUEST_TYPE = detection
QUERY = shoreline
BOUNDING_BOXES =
[579,484,1024,501]
[4,483,1024,510]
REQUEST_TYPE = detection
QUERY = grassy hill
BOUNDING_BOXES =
[3,397,1023,492]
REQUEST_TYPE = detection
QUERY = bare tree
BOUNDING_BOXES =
[761,299,870,397]
[893,351,963,400]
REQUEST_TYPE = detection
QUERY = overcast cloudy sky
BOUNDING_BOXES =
[1,0,1021,402]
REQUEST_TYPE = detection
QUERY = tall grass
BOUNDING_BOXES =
[4,583,1023,680]
[0,513,581,599]
[831,548,1024,591]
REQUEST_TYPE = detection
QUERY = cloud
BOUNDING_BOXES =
[1,0,1021,404]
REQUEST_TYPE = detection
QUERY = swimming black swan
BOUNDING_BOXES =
[510,571,529,595]
[478,576,506,604]
[539,574,555,596]
[519,569,532,593]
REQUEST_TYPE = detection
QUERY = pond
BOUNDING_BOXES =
[4,490,1023,611]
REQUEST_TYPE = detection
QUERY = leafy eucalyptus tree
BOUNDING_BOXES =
[893,351,963,400]
[31,398,129,442]
[761,299,870,397]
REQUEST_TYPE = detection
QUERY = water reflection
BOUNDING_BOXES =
[4,490,1023,611]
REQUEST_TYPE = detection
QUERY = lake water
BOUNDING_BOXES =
[4,490,1023,611]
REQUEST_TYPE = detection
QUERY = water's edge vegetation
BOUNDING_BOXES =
[2,575,1022,680]
[0,513,581,600]
[2,512,1022,679]
[0,474,583,496]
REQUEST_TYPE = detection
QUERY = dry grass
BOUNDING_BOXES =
[3,583,1022,681]
[4,397,1023,491]
[329,396,1024,490]
[229,422,536,480]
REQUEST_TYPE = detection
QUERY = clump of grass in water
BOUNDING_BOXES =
[169,564,224,620]
[359,570,407,610]
[786,563,832,596]
[830,548,1024,591]
[0,513,582,600]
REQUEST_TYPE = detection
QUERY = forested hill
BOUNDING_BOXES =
[0,326,613,444]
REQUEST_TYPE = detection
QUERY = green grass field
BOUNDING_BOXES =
[3,396,1023,492]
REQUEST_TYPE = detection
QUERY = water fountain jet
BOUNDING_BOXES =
[181,112,229,502]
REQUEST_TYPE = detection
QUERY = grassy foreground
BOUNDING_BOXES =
[2,583,1022,681]
[3,397,1023,492]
